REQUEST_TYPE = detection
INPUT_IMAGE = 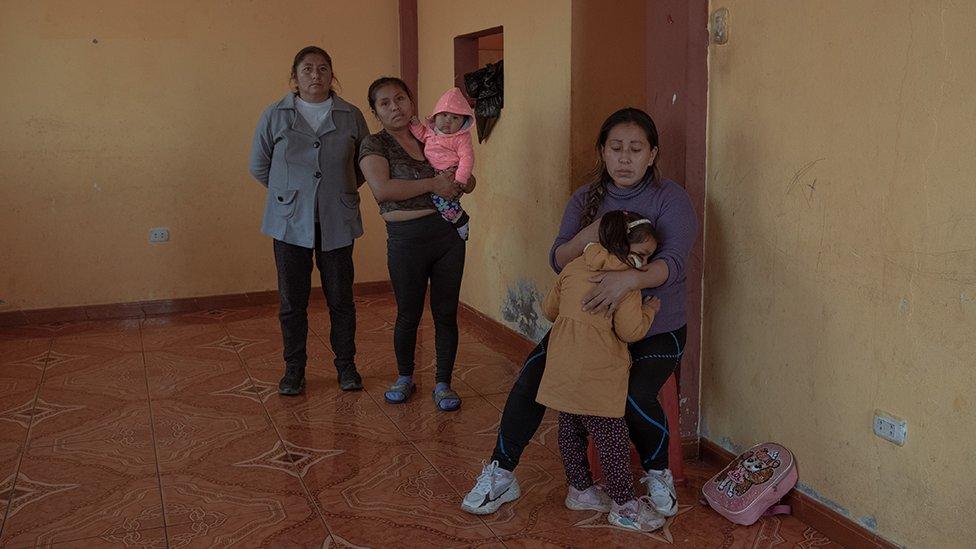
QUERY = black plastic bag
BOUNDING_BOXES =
[463,60,503,143]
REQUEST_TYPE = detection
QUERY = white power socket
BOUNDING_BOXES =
[149,227,170,243]
[873,410,907,446]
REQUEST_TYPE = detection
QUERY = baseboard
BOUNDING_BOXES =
[699,438,900,549]
[0,280,394,327]
[351,280,394,296]
[457,301,536,359]
[681,436,700,461]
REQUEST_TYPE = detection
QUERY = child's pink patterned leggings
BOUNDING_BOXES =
[557,411,635,505]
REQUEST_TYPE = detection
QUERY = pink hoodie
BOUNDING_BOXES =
[410,87,475,184]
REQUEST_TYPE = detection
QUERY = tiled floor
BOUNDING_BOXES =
[0,294,843,548]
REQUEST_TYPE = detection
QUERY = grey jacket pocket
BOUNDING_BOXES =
[339,191,360,209]
[272,189,299,218]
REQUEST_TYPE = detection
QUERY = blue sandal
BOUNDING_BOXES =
[384,381,415,404]
[432,387,461,412]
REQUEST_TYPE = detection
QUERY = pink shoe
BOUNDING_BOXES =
[565,485,612,512]
[608,496,666,532]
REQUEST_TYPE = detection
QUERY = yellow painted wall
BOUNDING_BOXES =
[416,0,573,339]
[702,2,976,547]
[0,0,398,311]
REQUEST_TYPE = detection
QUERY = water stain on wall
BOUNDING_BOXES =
[501,278,547,342]
[859,515,879,531]
[796,482,852,518]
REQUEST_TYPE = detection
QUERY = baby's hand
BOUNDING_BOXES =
[643,296,662,314]
[410,115,421,125]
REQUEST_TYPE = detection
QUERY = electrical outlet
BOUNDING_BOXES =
[149,227,170,243]
[873,410,907,446]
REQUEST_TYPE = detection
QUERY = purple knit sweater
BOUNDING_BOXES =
[549,177,698,337]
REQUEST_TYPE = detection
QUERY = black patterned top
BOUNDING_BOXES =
[359,130,436,214]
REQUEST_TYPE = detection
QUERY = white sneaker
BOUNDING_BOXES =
[608,496,665,532]
[564,484,611,512]
[640,468,678,517]
[461,460,521,515]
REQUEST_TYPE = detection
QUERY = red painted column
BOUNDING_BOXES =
[645,1,709,448]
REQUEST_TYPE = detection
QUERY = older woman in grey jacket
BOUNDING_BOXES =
[249,46,369,396]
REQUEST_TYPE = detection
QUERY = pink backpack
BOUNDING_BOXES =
[701,442,798,525]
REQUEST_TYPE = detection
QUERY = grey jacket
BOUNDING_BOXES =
[249,92,370,251]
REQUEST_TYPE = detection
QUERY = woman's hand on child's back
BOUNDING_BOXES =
[582,270,640,317]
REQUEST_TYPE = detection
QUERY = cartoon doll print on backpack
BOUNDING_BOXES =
[717,447,781,498]
[701,442,798,526]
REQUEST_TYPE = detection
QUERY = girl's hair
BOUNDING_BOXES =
[578,108,661,229]
[599,210,656,268]
[366,76,415,112]
[290,46,340,94]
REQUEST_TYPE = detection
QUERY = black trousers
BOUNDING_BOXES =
[273,224,356,372]
[490,325,687,472]
[386,213,465,384]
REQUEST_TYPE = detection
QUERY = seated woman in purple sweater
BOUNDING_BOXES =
[461,108,699,519]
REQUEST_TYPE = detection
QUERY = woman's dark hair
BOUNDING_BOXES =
[599,210,656,268]
[366,76,415,112]
[290,46,340,93]
[579,108,661,229]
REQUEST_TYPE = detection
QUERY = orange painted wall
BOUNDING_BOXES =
[570,0,648,188]
[0,0,399,311]
[416,0,573,340]
[702,2,976,546]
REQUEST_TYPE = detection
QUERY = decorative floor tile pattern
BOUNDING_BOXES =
[0,297,844,547]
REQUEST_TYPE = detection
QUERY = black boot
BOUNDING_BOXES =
[279,364,306,395]
[337,366,363,391]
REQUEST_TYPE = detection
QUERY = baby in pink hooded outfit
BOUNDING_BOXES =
[410,87,475,240]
